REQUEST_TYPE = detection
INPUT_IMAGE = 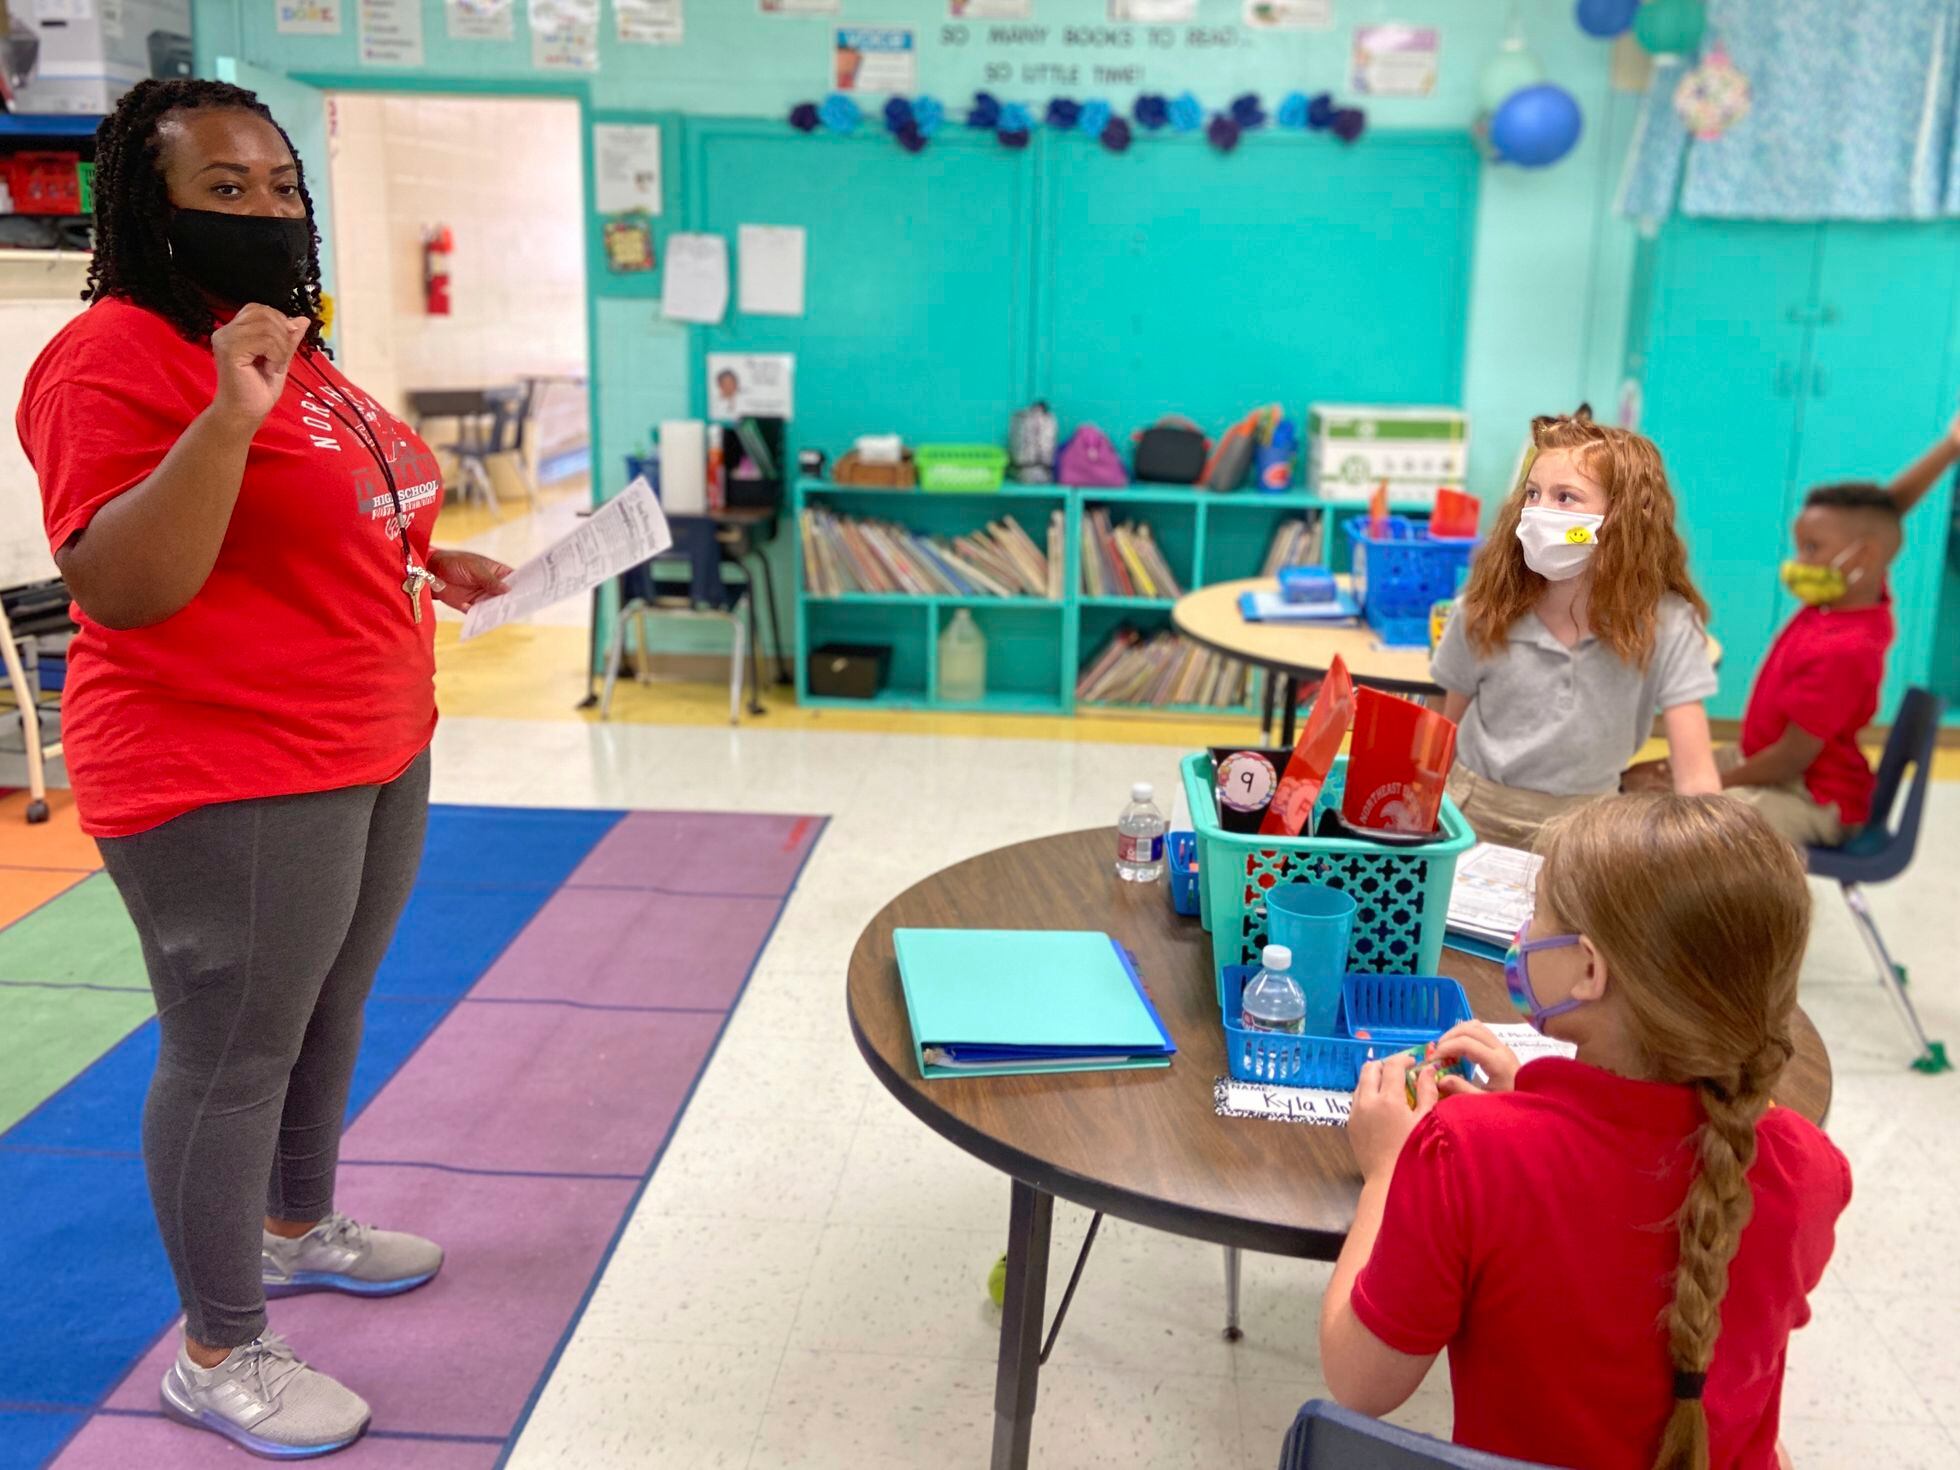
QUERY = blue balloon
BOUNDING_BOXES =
[1575,0,1639,37]
[1490,83,1584,167]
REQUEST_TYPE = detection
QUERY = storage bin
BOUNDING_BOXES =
[1343,515,1477,619]
[1180,752,1475,996]
[808,643,892,700]
[1219,966,1472,1088]
[915,444,1008,492]
[1167,831,1200,917]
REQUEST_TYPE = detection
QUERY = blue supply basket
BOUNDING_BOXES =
[1220,966,1473,1088]
[1167,831,1201,917]
[1343,514,1478,625]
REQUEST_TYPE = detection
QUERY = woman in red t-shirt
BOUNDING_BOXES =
[16,79,511,1458]
[1319,795,1848,1470]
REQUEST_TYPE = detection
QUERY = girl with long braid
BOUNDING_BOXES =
[16,79,513,1457]
[1318,795,1848,1470]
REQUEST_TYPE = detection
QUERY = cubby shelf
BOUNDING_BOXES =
[792,478,1433,719]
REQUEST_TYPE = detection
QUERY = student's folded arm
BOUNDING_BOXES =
[1721,725,1826,790]
[1661,701,1721,795]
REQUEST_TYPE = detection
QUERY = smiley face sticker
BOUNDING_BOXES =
[1564,526,1594,544]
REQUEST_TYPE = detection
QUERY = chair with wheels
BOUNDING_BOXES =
[1278,1399,1553,1469]
[1804,686,1948,1074]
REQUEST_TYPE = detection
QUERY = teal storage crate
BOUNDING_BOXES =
[1180,752,1474,996]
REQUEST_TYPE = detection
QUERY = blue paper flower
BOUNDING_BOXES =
[914,96,945,138]
[1277,91,1309,129]
[788,102,821,133]
[967,91,1002,130]
[1133,93,1170,130]
[1331,106,1367,144]
[1101,116,1133,153]
[1078,99,1112,137]
[999,101,1033,134]
[820,93,861,135]
[1230,93,1267,130]
[1207,113,1242,152]
[1046,97,1082,129]
[883,97,916,134]
[895,123,928,154]
[1169,91,1203,133]
[1307,92,1336,129]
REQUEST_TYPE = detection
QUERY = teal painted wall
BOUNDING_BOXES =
[193,0,1643,657]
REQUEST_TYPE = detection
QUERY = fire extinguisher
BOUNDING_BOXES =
[423,224,452,316]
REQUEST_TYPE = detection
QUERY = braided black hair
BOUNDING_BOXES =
[84,77,325,348]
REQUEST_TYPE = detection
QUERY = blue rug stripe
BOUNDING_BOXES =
[0,804,627,1465]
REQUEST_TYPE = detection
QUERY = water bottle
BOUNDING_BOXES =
[1114,781,1167,883]
[1240,944,1307,1035]
[938,608,987,704]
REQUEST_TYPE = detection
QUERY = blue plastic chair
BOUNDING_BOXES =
[1278,1400,1554,1469]
[1804,687,1948,1074]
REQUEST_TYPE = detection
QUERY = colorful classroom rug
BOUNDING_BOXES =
[0,793,823,1469]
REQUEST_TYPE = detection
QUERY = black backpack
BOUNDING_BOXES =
[1132,415,1210,484]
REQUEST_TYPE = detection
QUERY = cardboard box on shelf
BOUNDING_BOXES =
[1307,404,1470,507]
[9,0,192,116]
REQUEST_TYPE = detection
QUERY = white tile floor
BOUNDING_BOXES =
[409,711,1960,1470]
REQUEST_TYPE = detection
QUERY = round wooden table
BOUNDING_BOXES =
[846,828,1831,1470]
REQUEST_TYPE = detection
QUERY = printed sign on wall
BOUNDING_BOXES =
[446,0,512,43]
[278,0,342,37]
[834,27,917,93]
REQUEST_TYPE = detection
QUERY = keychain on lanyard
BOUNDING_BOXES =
[291,356,442,624]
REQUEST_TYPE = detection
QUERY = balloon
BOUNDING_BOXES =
[1479,43,1545,113]
[1489,83,1584,167]
[1633,0,1706,57]
[1574,0,1638,38]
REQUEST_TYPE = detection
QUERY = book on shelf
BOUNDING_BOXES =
[800,506,1062,599]
[1075,626,1250,709]
[1260,514,1326,576]
[1079,509,1184,600]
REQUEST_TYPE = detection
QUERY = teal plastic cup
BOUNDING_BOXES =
[1265,884,1356,1035]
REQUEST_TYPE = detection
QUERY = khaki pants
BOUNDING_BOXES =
[1716,747,1843,848]
[1444,767,1597,853]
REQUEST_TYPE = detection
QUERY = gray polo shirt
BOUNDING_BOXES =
[1430,594,1719,797]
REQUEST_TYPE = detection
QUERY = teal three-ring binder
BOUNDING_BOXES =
[893,928,1178,1080]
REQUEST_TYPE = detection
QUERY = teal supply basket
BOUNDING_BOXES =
[1167,831,1201,917]
[1220,966,1473,1088]
[1180,752,1475,1000]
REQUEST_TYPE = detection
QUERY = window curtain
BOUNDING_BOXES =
[1620,0,1960,223]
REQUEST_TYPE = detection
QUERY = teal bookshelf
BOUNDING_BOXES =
[791,479,1434,717]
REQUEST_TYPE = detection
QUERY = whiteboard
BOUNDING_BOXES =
[0,300,86,591]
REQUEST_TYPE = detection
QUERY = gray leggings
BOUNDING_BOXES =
[98,751,430,1348]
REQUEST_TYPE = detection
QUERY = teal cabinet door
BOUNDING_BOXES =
[1794,222,1960,718]
[1639,221,1821,718]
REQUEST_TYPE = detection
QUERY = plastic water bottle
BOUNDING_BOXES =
[938,608,987,704]
[1241,945,1307,1035]
[1114,782,1167,883]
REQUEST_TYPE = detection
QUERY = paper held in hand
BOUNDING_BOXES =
[460,477,673,641]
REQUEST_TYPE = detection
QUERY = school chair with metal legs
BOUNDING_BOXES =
[1804,686,1949,1074]
[1278,1400,1554,1469]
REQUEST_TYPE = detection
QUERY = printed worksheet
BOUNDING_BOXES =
[461,478,672,640]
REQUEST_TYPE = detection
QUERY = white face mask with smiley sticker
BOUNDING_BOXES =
[1516,507,1605,581]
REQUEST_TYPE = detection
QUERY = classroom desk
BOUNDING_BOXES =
[1173,578,1723,748]
[845,828,1832,1470]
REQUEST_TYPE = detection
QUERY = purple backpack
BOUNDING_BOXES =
[1056,424,1129,487]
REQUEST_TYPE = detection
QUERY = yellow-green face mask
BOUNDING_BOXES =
[1780,546,1862,606]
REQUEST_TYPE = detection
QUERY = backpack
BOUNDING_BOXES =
[1132,415,1210,484]
[1008,401,1058,484]
[1056,424,1130,487]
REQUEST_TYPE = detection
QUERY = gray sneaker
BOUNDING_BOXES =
[263,1213,444,1298]
[160,1334,370,1459]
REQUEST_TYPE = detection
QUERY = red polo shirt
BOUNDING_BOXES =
[1740,601,1894,827]
[17,299,442,837]
[1351,1059,1849,1470]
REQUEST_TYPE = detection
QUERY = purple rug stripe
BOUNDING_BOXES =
[97,1169,637,1439]
[57,1414,503,1467]
[567,811,819,897]
[339,1003,719,1176]
[469,888,782,1012]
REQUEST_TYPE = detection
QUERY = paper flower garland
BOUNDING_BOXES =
[1169,92,1204,133]
[997,101,1033,149]
[1101,116,1133,153]
[966,91,1002,130]
[883,98,914,133]
[788,102,820,133]
[1133,93,1170,130]
[1078,99,1112,138]
[914,96,944,138]
[1277,91,1309,129]
[1673,40,1750,139]
[819,94,860,135]
[1331,107,1367,144]
[1207,114,1242,152]
[1307,92,1337,129]
[1045,98,1081,129]
[1230,93,1268,130]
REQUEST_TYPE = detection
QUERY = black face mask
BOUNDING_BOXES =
[166,208,311,311]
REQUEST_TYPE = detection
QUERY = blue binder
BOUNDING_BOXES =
[893,928,1177,1080]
